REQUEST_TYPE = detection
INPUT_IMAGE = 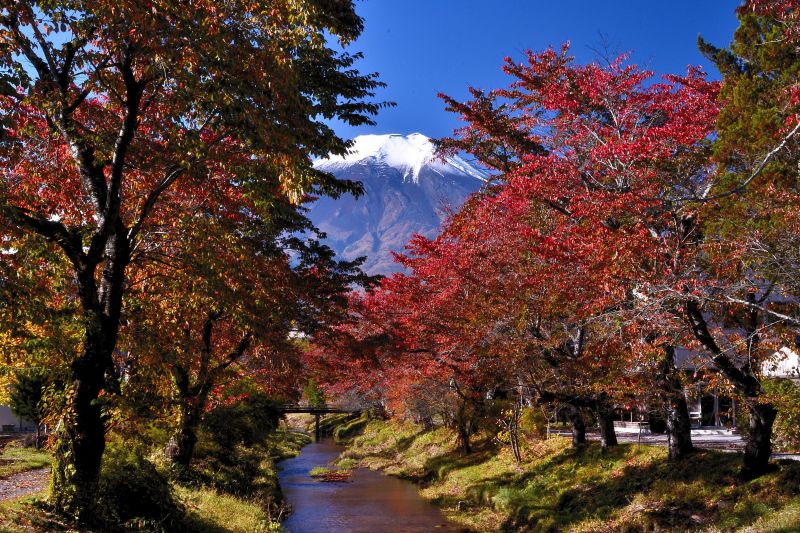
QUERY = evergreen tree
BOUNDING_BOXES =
[698,1,800,478]
[9,370,48,448]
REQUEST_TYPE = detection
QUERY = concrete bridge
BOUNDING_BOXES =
[278,405,361,441]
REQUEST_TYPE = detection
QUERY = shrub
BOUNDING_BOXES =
[764,379,800,452]
[191,391,283,500]
[520,407,549,439]
[96,439,183,530]
[202,392,282,450]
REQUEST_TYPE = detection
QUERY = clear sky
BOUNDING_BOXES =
[332,0,741,140]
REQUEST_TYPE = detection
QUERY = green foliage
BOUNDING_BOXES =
[8,369,48,429]
[190,394,302,507]
[302,378,326,409]
[96,440,182,531]
[201,393,282,450]
[519,407,549,440]
[764,379,800,452]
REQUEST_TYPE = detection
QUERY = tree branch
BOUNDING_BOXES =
[128,166,185,245]
[1,205,85,268]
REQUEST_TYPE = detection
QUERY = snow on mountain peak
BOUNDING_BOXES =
[315,133,488,183]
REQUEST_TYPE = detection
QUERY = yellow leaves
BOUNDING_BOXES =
[0,329,21,354]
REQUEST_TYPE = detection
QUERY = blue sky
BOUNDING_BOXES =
[332,0,740,140]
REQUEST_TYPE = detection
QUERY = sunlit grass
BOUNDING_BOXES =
[0,446,51,479]
[176,484,284,533]
[342,419,800,532]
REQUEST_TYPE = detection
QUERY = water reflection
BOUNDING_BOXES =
[278,438,462,533]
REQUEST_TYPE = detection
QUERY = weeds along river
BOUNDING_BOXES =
[278,438,461,533]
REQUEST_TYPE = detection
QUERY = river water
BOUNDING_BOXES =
[278,438,461,533]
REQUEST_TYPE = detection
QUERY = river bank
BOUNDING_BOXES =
[335,418,800,532]
[0,428,312,532]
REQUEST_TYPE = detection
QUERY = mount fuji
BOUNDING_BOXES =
[309,133,487,275]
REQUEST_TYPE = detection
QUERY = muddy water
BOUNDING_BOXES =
[278,438,460,533]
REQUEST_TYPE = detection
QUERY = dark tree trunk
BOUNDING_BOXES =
[166,401,202,468]
[454,399,476,455]
[457,423,472,455]
[570,408,586,448]
[660,346,693,460]
[684,300,776,478]
[665,395,694,460]
[595,404,618,450]
[165,363,213,468]
[742,402,777,480]
[51,322,116,522]
[51,232,128,522]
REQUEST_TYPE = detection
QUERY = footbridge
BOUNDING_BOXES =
[278,405,361,441]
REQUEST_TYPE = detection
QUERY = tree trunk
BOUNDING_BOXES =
[684,300,776,478]
[35,423,41,450]
[455,400,475,455]
[457,423,472,454]
[595,405,618,450]
[51,234,128,522]
[742,401,777,480]
[51,350,109,522]
[166,401,202,468]
[665,395,694,460]
[165,363,214,468]
[570,408,586,448]
[660,346,693,460]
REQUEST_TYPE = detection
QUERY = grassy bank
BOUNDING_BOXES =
[0,428,311,532]
[178,428,312,532]
[338,419,800,532]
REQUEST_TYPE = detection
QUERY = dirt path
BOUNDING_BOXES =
[0,467,49,501]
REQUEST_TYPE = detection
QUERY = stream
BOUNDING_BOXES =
[278,438,461,533]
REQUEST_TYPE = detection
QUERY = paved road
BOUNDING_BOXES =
[552,429,800,460]
[0,467,49,501]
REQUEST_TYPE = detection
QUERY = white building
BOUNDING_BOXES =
[0,405,35,432]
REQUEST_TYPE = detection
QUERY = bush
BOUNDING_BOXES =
[97,440,183,530]
[764,379,800,452]
[202,393,282,450]
[191,391,283,500]
[520,408,549,439]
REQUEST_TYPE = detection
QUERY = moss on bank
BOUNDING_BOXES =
[339,419,800,532]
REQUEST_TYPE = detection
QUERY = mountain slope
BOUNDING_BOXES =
[309,133,486,275]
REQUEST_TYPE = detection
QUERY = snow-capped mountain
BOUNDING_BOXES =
[309,133,487,275]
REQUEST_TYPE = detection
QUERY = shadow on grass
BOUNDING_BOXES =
[420,441,800,532]
[343,420,800,532]
[180,513,232,533]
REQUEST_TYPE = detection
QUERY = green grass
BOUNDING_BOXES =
[173,430,310,532]
[176,485,284,533]
[266,429,312,462]
[0,446,51,479]
[308,466,333,477]
[341,419,800,532]
[0,429,309,532]
[0,490,49,533]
